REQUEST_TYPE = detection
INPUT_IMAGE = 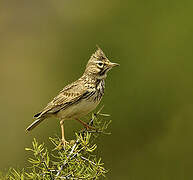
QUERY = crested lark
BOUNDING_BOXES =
[26,46,119,146]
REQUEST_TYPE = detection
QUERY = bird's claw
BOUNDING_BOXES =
[54,139,69,150]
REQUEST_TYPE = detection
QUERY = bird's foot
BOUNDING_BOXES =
[84,124,96,130]
[76,118,95,130]
[55,139,69,150]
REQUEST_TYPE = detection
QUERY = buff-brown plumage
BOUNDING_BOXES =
[26,46,119,145]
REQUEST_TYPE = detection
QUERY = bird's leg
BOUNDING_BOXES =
[59,120,68,148]
[75,118,95,130]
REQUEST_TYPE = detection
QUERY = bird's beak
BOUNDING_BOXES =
[108,62,120,68]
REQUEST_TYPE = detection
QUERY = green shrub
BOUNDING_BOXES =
[1,108,111,180]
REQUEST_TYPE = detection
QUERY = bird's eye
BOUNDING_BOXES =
[97,62,104,68]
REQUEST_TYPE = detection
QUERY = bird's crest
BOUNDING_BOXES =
[87,45,106,64]
[94,45,106,59]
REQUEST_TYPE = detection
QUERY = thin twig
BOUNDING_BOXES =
[54,139,79,179]
[40,152,54,180]
[80,156,97,166]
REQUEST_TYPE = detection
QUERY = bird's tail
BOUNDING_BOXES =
[26,117,45,132]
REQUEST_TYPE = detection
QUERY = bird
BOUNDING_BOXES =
[26,46,119,147]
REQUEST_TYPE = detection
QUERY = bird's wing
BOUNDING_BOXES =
[34,80,90,118]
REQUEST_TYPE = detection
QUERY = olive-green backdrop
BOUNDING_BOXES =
[1,0,193,179]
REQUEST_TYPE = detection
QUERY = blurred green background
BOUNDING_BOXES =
[1,0,193,179]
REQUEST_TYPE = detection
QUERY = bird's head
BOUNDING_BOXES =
[84,46,119,79]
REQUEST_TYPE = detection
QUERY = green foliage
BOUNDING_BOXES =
[1,109,111,179]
